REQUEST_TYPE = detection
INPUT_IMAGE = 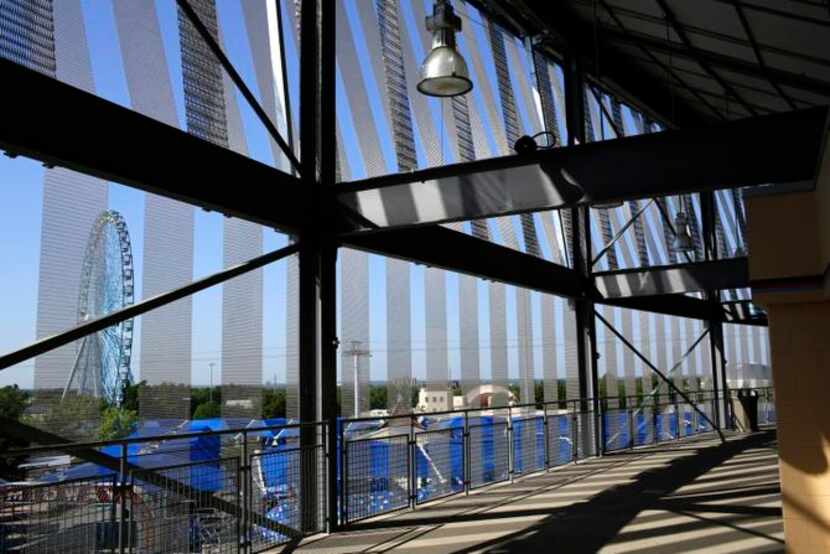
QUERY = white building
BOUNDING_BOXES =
[417,389,451,413]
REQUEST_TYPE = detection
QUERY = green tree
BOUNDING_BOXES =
[98,406,138,440]
[191,386,222,417]
[121,379,144,412]
[40,394,101,440]
[262,388,286,419]
[369,385,387,410]
[193,400,221,419]
[0,385,28,420]
[0,385,30,480]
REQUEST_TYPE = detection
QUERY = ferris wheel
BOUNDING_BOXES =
[62,210,135,405]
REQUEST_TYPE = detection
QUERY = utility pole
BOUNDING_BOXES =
[208,362,215,403]
[342,340,371,418]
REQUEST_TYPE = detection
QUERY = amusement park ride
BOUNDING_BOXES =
[62,210,135,405]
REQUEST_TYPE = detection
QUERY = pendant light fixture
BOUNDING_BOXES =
[671,211,695,253]
[591,199,624,210]
[417,0,473,98]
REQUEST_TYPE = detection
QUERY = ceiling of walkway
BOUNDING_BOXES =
[497,0,830,126]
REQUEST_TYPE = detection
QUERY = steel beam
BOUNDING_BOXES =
[598,294,715,321]
[176,0,301,173]
[337,107,829,224]
[595,312,725,443]
[0,58,306,233]
[598,26,830,99]
[594,258,750,298]
[655,0,757,117]
[730,0,797,110]
[0,244,299,372]
[342,226,587,300]
[527,1,707,125]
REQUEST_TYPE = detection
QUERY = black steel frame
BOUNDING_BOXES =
[0,0,802,536]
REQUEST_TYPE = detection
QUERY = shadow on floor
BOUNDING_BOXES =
[294,431,782,553]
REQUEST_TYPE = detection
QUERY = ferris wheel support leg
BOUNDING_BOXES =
[61,336,87,401]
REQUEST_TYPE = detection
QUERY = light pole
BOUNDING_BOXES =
[208,362,215,403]
[342,340,371,418]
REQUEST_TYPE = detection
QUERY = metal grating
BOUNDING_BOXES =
[250,445,326,552]
[469,420,509,489]
[343,434,410,524]
[0,475,117,553]
[512,416,545,476]
[414,428,464,504]
[130,458,241,554]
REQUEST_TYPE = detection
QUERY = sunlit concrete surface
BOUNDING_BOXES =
[277,431,782,553]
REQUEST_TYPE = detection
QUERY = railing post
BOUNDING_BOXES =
[508,405,514,483]
[343,434,349,525]
[674,402,680,440]
[118,442,127,554]
[628,407,635,449]
[237,455,243,554]
[543,403,550,469]
[242,429,249,551]
[654,403,660,444]
[463,410,470,495]
[339,420,346,528]
[572,405,578,463]
[409,414,416,510]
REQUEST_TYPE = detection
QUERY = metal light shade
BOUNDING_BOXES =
[591,200,624,209]
[418,46,472,97]
[418,0,472,98]
[541,164,585,205]
[671,211,695,253]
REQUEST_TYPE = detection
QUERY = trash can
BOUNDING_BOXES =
[733,389,759,432]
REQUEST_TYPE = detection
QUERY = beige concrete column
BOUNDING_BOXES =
[745,137,830,552]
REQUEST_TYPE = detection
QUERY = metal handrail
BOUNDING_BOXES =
[6,419,327,456]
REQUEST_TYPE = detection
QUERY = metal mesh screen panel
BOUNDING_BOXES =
[415,428,464,504]
[130,458,240,554]
[250,445,326,551]
[469,420,509,489]
[0,475,117,553]
[546,414,572,466]
[634,406,656,446]
[344,434,409,523]
[512,416,544,476]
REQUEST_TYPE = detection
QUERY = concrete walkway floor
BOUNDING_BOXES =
[278,431,783,553]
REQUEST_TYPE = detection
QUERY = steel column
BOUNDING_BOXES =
[318,0,339,533]
[298,0,323,534]
[564,52,600,457]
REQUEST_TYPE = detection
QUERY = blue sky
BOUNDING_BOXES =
[0,0,567,390]
[0,0,761,393]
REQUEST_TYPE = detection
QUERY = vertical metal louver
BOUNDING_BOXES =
[730,188,749,254]
[488,22,538,414]
[112,0,194,422]
[24,0,109,438]
[178,0,264,419]
[376,0,417,173]
[178,0,229,147]
[0,0,55,76]
[586,92,619,271]
[375,0,417,410]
